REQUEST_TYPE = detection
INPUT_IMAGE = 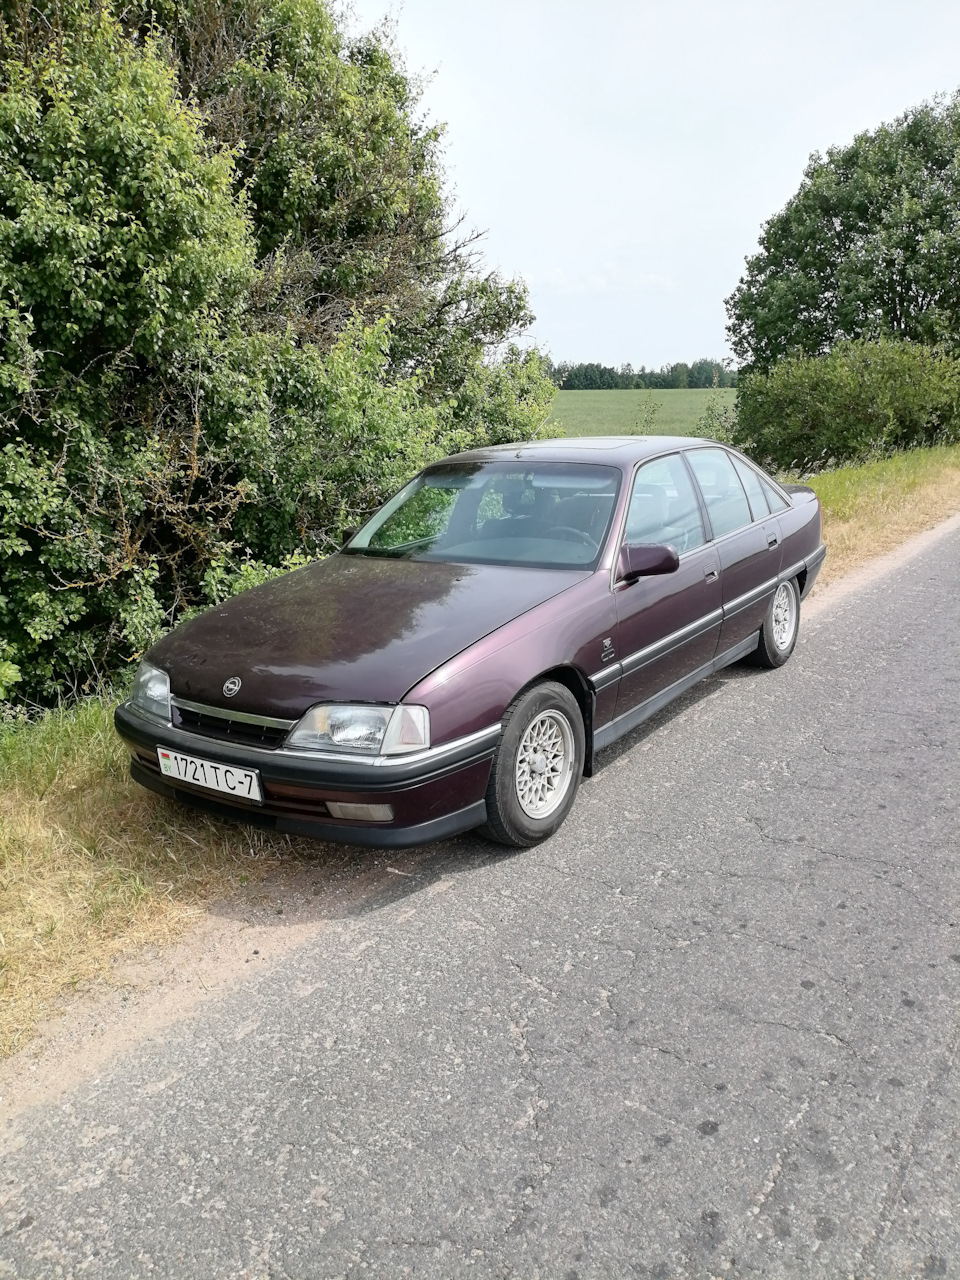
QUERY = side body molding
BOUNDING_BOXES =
[586,542,827,757]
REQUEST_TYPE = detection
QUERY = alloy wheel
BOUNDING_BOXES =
[514,710,576,819]
[771,582,798,651]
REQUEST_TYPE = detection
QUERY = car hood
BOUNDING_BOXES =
[150,554,589,719]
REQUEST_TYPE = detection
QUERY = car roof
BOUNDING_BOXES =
[435,435,717,467]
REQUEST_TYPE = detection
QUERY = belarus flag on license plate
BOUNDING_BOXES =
[157,747,263,804]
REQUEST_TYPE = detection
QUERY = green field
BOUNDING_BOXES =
[545,388,737,438]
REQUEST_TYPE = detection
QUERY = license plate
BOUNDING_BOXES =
[157,747,263,804]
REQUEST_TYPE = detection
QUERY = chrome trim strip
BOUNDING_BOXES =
[804,544,827,569]
[593,630,760,754]
[149,709,502,769]
[588,662,623,691]
[619,607,723,677]
[722,575,778,619]
[172,697,296,731]
[779,559,806,583]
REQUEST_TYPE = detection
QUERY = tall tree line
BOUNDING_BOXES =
[548,359,737,390]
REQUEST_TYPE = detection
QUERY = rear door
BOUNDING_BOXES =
[684,447,784,653]
[613,453,722,717]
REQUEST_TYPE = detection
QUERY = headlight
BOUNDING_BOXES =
[284,704,430,756]
[130,660,171,723]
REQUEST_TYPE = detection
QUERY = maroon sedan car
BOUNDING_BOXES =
[115,437,825,847]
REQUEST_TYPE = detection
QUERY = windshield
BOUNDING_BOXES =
[345,461,622,569]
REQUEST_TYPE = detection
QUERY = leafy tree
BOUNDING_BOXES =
[0,13,256,695]
[0,2,555,701]
[127,0,535,406]
[726,94,960,372]
[131,0,443,335]
[688,358,731,388]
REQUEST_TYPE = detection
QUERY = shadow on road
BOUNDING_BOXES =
[589,657,762,774]
[198,659,765,929]
[201,823,522,930]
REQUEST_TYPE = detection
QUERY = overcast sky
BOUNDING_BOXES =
[343,0,960,369]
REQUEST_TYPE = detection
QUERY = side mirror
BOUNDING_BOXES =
[617,542,680,584]
[341,527,358,548]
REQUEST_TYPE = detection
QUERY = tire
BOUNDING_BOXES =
[753,577,800,668]
[479,681,585,848]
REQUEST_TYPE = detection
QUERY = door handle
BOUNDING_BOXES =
[767,533,779,548]
[704,568,719,582]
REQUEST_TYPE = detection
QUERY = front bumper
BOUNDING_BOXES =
[115,702,497,848]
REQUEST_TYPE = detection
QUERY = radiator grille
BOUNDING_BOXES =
[171,703,291,750]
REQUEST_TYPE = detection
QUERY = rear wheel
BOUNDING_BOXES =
[753,578,800,668]
[479,681,585,847]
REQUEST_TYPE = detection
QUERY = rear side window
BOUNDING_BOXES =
[731,456,770,521]
[760,476,791,513]
[685,448,752,538]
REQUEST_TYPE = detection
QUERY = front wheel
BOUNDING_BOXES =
[479,681,585,848]
[753,578,800,668]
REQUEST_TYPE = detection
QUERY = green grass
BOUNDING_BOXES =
[0,695,298,1056]
[545,388,738,438]
[798,443,960,584]
[800,444,960,521]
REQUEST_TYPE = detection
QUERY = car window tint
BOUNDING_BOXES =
[368,485,458,548]
[685,447,753,538]
[760,476,791,513]
[347,462,621,570]
[625,454,705,553]
[731,455,770,521]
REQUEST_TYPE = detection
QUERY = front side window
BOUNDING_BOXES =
[624,454,705,553]
[346,461,621,570]
[685,447,753,538]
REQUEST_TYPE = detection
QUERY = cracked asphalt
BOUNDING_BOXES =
[2,525,959,1279]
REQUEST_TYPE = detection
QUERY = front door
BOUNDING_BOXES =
[614,453,722,717]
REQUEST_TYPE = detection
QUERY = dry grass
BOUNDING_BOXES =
[3,444,960,1058]
[0,698,306,1057]
[803,444,960,587]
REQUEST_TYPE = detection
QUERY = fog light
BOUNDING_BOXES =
[325,802,394,822]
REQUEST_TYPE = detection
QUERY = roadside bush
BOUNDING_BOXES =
[732,339,960,473]
[0,299,482,701]
[695,392,736,444]
[195,336,554,605]
[0,8,555,704]
[0,15,255,699]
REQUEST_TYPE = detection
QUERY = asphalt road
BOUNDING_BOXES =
[2,527,959,1280]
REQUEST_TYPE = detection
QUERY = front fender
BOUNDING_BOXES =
[406,574,616,747]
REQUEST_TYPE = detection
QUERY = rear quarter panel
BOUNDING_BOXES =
[779,486,822,575]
